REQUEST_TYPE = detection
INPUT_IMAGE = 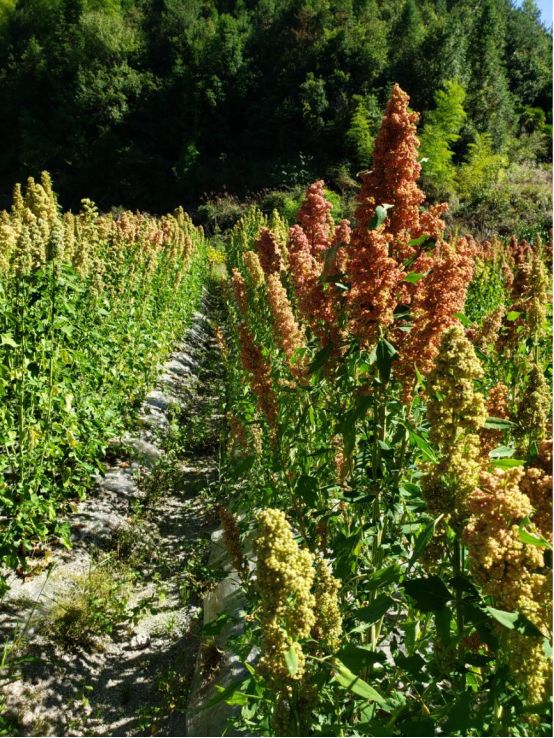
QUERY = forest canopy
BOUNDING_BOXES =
[0,0,551,211]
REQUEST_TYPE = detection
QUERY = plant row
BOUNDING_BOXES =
[0,174,208,583]
[214,86,553,736]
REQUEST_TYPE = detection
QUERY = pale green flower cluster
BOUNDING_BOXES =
[255,508,316,686]
[424,324,487,527]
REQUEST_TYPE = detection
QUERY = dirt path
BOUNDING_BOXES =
[0,290,226,737]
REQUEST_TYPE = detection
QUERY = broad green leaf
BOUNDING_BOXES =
[332,659,386,704]
[435,605,452,643]
[408,429,437,463]
[506,310,521,321]
[198,678,245,711]
[400,717,435,737]
[489,445,516,458]
[484,416,514,429]
[296,475,318,506]
[1,333,17,348]
[490,458,525,469]
[514,612,544,638]
[354,594,394,625]
[486,608,544,638]
[408,515,443,568]
[337,644,386,670]
[231,454,256,478]
[518,526,552,549]
[370,203,393,230]
[404,576,451,612]
[394,653,426,676]
[308,343,333,374]
[376,338,397,383]
[341,418,357,457]
[366,564,401,590]
[404,271,424,284]
[486,606,518,629]
[453,311,471,327]
[408,234,433,247]
[444,692,473,734]
[202,612,231,637]
[285,645,298,676]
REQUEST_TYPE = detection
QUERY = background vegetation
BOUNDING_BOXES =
[0,0,551,223]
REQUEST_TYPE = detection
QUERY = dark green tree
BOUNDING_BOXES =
[419,79,466,197]
[465,0,516,150]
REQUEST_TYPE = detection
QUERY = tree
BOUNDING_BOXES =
[346,94,380,169]
[457,132,508,201]
[506,0,552,114]
[390,0,426,94]
[466,0,516,151]
[419,79,466,197]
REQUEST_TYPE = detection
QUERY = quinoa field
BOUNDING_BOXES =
[0,2,552,737]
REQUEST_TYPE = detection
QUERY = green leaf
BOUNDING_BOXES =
[489,445,516,458]
[518,526,552,549]
[202,612,231,637]
[285,645,298,676]
[1,333,17,348]
[394,653,426,677]
[401,717,435,737]
[353,394,373,421]
[332,659,386,705]
[444,692,473,734]
[340,416,357,457]
[198,678,244,711]
[296,475,318,506]
[404,576,451,612]
[484,416,514,429]
[414,364,426,389]
[376,338,397,383]
[506,310,521,321]
[231,454,256,479]
[308,343,333,374]
[408,234,433,247]
[404,271,424,284]
[486,606,518,629]
[337,645,386,670]
[366,565,401,591]
[454,311,471,327]
[370,203,393,230]
[355,594,394,625]
[323,243,339,273]
[485,607,544,638]
[408,430,437,463]
[490,458,525,469]
[515,612,544,638]
[408,515,444,568]
[435,605,452,643]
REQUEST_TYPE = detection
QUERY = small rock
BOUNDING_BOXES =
[130,633,150,650]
